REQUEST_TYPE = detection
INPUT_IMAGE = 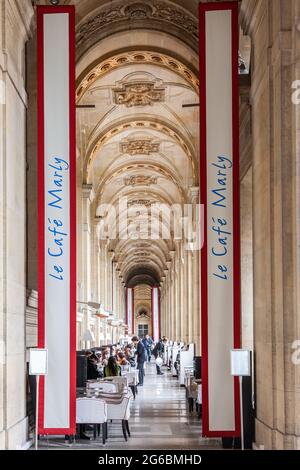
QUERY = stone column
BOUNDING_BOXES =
[182,249,189,345]
[166,261,172,340]
[81,185,94,304]
[179,243,185,343]
[192,248,201,355]
[160,277,166,337]
[163,269,169,338]
[91,218,100,303]
[187,187,200,349]
[173,241,180,342]
[187,250,193,344]
[120,281,126,323]
[241,0,300,450]
[107,251,114,313]
[115,269,121,318]
[170,251,176,341]
[0,0,34,450]
[103,242,109,310]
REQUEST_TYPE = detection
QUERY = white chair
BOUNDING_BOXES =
[76,398,107,444]
[124,371,138,386]
[123,370,139,399]
[105,394,132,441]
[87,382,117,393]
[103,376,128,393]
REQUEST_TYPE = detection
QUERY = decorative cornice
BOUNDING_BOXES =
[86,118,196,178]
[76,1,198,57]
[76,50,199,101]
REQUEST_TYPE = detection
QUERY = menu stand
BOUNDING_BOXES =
[29,349,48,450]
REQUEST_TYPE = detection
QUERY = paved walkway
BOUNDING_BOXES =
[38,362,221,450]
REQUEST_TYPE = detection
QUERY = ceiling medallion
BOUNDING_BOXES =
[121,138,160,155]
[113,81,165,107]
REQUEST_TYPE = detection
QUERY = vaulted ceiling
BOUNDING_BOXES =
[36,0,249,287]
[72,0,200,287]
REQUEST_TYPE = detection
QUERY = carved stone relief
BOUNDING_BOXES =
[128,199,152,207]
[124,175,158,186]
[113,81,165,107]
[121,138,160,154]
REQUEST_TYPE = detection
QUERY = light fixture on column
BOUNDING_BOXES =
[50,0,60,5]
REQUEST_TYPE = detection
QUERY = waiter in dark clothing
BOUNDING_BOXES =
[152,339,164,375]
[132,336,146,386]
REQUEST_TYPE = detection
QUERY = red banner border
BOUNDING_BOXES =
[37,5,76,435]
[199,1,241,438]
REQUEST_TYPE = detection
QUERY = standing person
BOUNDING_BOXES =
[132,336,146,386]
[142,334,153,363]
[152,339,164,375]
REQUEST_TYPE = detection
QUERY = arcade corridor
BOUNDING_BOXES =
[38,363,221,450]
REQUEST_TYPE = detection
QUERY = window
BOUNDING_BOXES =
[138,324,149,337]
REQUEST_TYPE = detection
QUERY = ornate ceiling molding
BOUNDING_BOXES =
[107,186,176,209]
[85,118,197,181]
[100,161,184,196]
[76,50,199,101]
[76,1,198,58]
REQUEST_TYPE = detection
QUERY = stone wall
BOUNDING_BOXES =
[0,0,34,450]
[241,0,300,450]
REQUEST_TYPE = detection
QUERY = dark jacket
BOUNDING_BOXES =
[142,337,153,350]
[152,341,163,359]
[136,341,147,364]
[126,356,136,368]
[87,360,101,380]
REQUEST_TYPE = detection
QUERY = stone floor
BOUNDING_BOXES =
[37,362,221,450]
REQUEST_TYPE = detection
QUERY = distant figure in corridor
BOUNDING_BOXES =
[152,339,165,375]
[104,355,121,377]
[142,334,153,362]
[132,335,147,386]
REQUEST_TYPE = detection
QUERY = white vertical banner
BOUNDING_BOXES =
[152,287,160,342]
[199,2,241,437]
[37,6,76,435]
[126,288,133,335]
